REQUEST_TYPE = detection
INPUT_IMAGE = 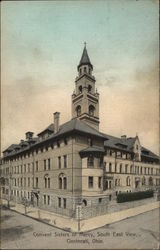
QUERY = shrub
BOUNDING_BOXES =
[117,189,153,203]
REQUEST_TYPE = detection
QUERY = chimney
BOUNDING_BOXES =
[54,112,60,133]
[25,131,34,141]
[121,135,127,140]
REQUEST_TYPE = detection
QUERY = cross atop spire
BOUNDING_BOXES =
[78,43,93,70]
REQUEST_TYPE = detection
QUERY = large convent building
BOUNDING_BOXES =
[1,45,160,218]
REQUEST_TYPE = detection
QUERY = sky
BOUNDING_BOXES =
[1,0,159,155]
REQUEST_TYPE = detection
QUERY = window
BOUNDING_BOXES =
[84,67,86,73]
[44,160,46,171]
[79,85,82,93]
[21,178,23,187]
[89,105,95,116]
[59,177,62,189]
[109,195,112,201]
[36,161,38,172]
[63,198,66,209]
[88,176,93,188]
[109,181,112,189]
[58,157,61,169]
[32,162,34,173]
[82,199,87,206]
[88,85,92,92]
[98,177,102,188]
[64,155,67,168]
[87,155,94,167]
[109,163,112,172]
[140,167,143,174]
[24,164,26,173]
[44,195,46,205]
[35,177,38,188]
[126,176,131,186]
[76,105,81,117]
[58,197,61,208]
[47,196,50,205]
[120,164,122,173]
[115,163,117,173]
[48,159,50,170]
[125,164,128,174]
[28,163,30,173]
[64,177,67,189]
[28,178,30,187]
[151,168,153,175]
[79,69,82,75]
[99,198,102,204]
[21,165,23,173]
[64,138,68,145]
[45,178,47,188]
[57,141,60,148]
[24,178,26,187]
[89,68,91,75]
[48,178,50,188]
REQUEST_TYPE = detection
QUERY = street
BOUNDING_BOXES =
[1,206,159,249]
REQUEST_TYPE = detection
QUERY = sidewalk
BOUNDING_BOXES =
[1,199,159,232]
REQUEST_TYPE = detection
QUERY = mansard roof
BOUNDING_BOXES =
[37,123,54,136]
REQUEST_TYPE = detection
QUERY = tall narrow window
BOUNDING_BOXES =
[64,155,67,168]
[36,177,38,188]
[89,105,95,116]
[63,198,66,209]
[28,178,30,187]
[125,164,128,174]
[98,177,102,188]
[64,177,67,189]
[48,178,50,188]
[88,176,93,188]
[58,197,61,208]
[48,159,50,170]
[47,196,50,205]
[76,105,81,117]
[44,160,46,171]
[44,195,46,205]
[36,161,38,172]
[109,163,112,172]
[58,157,61,169]
[45,178,47,188]
[59,177,62,189]
[120,164,122,173]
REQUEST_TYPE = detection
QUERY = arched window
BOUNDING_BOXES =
[126,176,130,186]
[58,173,67,190]
[76,105,81,117]
[89,105,95,116]
[84,67,87,73]
[89,68,91,75]
[82,199,87,206]
[88,85,92,92]
[79,85,82,93]
[59,177,62,189]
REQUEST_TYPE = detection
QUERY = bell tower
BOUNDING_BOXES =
[72,43,99,130]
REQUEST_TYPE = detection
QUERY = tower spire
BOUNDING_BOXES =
[78,43,93,70]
